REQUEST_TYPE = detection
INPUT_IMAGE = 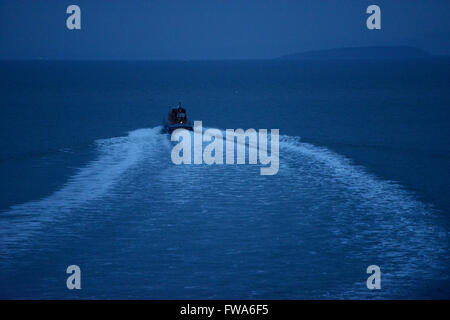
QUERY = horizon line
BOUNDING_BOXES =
[0,56,448,62]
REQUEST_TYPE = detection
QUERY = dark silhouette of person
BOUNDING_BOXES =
[176,102,187,123]
[169,108,177,124]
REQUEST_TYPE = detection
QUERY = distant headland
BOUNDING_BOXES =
[278,46,431,60]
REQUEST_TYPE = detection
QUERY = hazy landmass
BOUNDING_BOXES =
[279,46,431,60]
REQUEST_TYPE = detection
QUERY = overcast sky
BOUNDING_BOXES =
[0,0,449,59]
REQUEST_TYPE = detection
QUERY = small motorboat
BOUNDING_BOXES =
[163,102,193,134]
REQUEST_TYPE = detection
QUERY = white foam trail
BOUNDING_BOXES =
[278,135,447,297]
[279,135,422,207]
[0,126,164,249]
[165,129,447,297]
[1,127,447,297]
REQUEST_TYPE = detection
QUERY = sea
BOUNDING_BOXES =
[0,59,449,299]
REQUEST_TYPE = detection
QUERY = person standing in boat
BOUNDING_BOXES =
[168,108,177,124]
[176,102,187,123]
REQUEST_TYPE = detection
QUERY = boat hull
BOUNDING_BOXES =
[162,122,194,134]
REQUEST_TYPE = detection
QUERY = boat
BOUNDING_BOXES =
[163,102,193,134]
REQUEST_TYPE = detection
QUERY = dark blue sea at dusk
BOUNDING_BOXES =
[0,60,449,299]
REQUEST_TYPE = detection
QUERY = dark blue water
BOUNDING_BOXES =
[0,60,449,299]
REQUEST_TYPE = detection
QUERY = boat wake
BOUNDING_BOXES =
[0,126,448,298]
[0,127,168,248]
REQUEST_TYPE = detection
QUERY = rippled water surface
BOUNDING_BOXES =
[0,60,449,298]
